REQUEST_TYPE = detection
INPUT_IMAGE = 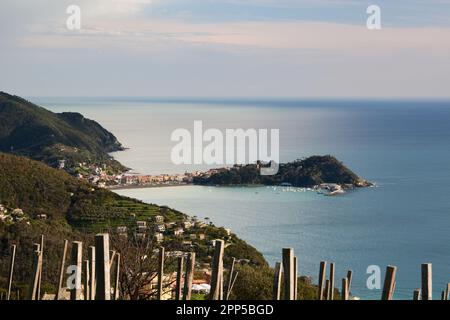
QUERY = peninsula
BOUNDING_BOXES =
[108,156,372,194]
[192,156,372,190]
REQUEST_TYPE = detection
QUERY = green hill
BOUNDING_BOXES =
[0,153,266,296]
[193,155,371,188]
[0,92,126,174]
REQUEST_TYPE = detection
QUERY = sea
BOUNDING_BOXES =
[33,97,450,300]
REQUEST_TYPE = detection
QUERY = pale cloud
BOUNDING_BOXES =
[1,0,450,97]
[78,0,155,17]
[18,17,450,55]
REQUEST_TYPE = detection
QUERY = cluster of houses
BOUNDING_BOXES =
[117,173,194,187]
[115,215,214,248]
[75,169,207,189]
[117,169,233,187]
[58,160,112,186]
[58,154,238,189]
[111,215,233,299]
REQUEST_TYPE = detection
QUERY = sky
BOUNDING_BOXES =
[1,0,450,98]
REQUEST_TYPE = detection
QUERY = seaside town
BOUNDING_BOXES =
[60,159,230,189]
[55,159,353,198]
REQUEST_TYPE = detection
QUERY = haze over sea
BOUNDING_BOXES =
[35,97,450,300]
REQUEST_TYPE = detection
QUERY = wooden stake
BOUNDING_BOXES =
[346,270,353,293]
[70,241,83,300]
[35,243,42,300]
[318,261,327,300]
[341,278,349,300]
[7,244,16,300]
[114,253,120,300]
[445,283,450,301]
[88,246,96,300]
[157,247,165,300]
[219,265,224,300]
[95,234,111,300]
[183,252,195,300]
[210,240,225,300]
[272,262,283,300]
[175,256,184,300]
[227,271,239,300]
[413,289,421,300]
[55,240,68,300]
[421,263,432,300]
[84,260,90,300]
[282,248,295,300]
[294,257,298,300]
[325,279,331,301]
[37,235,44,299]
[109,250,116,270]
[226,258,236,301]
[27,245,41,300]
[329,262,335,300]
[381,265,397,300]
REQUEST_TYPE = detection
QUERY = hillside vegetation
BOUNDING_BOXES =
[0,153,266,296]
[194,155,371,188]
[0,92,126,173]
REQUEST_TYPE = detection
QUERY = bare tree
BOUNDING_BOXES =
[110,234,178,300]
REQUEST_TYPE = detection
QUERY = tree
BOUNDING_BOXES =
[110,234,176,300]
[228,264,273,300]
[227,263,319,300]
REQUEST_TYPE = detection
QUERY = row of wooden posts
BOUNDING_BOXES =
[272,248,450,301]
[5,234,119,300]
[6,234,127,300]
[175,238,238,300]
[3,235,450,300]
[3,234,234,301]
[271,248,351,300]
[377,264,448,300]
[156,238,238,300]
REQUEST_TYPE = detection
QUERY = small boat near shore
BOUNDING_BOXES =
[315,183,346,196]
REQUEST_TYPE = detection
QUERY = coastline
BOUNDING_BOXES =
[108,183,266,191]
[108,181,372,194]
[108,182,191,191]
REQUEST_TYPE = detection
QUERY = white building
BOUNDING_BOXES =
[117,226,128,234]
[154,233,164,243]
[183,221,193,229]
[173,228,184,237]
[155,224,165,232]
[137,220,147,228]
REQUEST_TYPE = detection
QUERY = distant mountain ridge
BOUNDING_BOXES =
[0,92,126,173]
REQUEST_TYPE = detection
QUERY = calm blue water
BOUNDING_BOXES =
[34,97,450,300]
